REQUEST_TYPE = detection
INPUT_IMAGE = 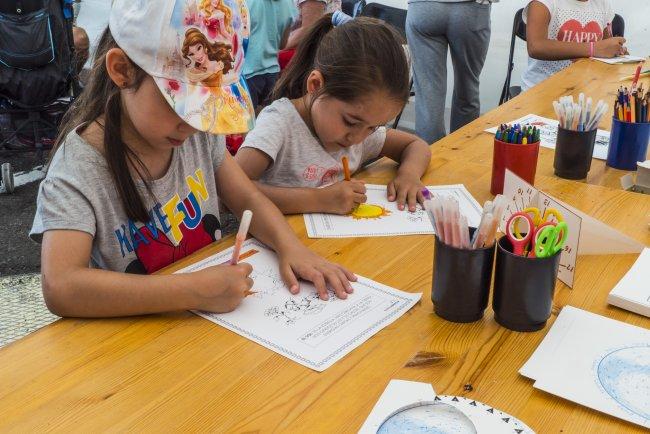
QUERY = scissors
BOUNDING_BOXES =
[506,212,536,256]
[531,221,569,258]
[514,207,564,236]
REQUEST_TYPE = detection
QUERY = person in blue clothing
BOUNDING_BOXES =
[243,0,296,111]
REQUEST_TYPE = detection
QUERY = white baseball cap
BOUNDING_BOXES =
[109,0,255,134]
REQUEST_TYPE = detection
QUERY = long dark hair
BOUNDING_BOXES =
[53,27,151,222]
[272,15,409,106]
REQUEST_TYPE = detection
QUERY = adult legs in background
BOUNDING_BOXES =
[406,2,449,145]
[246,73,280,113]
[447,2,491,133]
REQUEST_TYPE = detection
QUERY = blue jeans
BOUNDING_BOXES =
[406,1,491,144]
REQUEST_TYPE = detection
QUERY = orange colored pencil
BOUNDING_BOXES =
[342,156,351,181]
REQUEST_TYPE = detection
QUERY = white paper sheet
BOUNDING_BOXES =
[591,54,646,64]
[305,184,482,238]
[501,170,582,287]
[360,380,535,434]
[608,248,650,317]
[485,114,610,160]
[520,306,650,428]
[501,170,644,288]
[359,380,436,434]
[176,239,421,371]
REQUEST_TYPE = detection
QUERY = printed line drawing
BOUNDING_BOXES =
[265,292,336,325]
[596,345,650,420]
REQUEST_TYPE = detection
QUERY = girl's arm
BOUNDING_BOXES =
[526,1,626,60]
[380,129,431,212]
[219,152,356,300]
[40,230,253,317]
[285,0,326,49]
[235,147,366,215]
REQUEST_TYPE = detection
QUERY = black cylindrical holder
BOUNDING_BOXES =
[492,236,561,332]
[432,228,496,323]
[553,126,597,179]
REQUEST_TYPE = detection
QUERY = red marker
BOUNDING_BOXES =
[632,62,644,91]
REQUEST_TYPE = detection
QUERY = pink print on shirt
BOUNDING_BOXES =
[557,20,602,43]
[302,164,341,186]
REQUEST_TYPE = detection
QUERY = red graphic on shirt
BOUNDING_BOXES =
[320,167,339,185]
[125,214,220,275]
[557,20,602,43]
[302,164,341,185]
[303,164,319,181]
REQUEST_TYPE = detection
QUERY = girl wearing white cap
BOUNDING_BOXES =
[30,0,356,317]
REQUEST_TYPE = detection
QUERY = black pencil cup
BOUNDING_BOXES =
[553,126,597,179]
[432,228,496,323]
[492,236,561,332]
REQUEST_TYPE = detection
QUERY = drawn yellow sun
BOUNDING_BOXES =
[350,203,391,220]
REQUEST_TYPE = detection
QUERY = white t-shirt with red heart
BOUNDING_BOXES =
[521,0,614,90]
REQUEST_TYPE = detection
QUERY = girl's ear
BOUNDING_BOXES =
[105,48,136,88]
[306,70,325,94]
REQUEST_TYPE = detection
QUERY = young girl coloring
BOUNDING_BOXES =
[235,15,431,215]
[30,0,356,318]
[523,0,626,90]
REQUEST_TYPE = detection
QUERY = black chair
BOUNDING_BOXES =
[499,10,625,106]
[358,0,413,129]
[611,14,625,38]
[0,0,80,193]
[498,8,526,106]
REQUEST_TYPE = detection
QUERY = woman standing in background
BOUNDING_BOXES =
[406,0,497,144]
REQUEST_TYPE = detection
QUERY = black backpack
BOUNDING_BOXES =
[0,0,77,107]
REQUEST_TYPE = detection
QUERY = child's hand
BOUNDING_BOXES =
[594,37,626,58]
[189,263,254,313]
[321,180,367,215]
[277,244,357,301]
[387,173,425,212]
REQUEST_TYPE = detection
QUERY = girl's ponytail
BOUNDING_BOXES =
[272,14,334,101]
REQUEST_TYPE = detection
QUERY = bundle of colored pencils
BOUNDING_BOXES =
[552,94,608,131]
[495,124,540,144]
[614,86,649,123]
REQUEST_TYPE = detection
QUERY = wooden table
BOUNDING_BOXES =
[1,60,649,433]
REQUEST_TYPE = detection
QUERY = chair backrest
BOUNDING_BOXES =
[359,0,407,37]
[612,13,624,37]
[514,8,526,41]
[499,8,525,105]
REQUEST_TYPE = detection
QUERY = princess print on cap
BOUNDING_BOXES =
[156,0,254,134]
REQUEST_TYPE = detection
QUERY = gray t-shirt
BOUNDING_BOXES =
[241,98,386,187]
[30,130,226,274]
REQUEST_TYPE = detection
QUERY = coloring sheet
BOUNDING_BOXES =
[520,306,650,428]
[359,380,437,434]
[485,114,610,160]
[360,380,535,434]
[305,184,482,238]
[591,54,647,64]
[176,239,421,371]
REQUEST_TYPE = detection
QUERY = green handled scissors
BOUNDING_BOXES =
[531,221,569,258]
